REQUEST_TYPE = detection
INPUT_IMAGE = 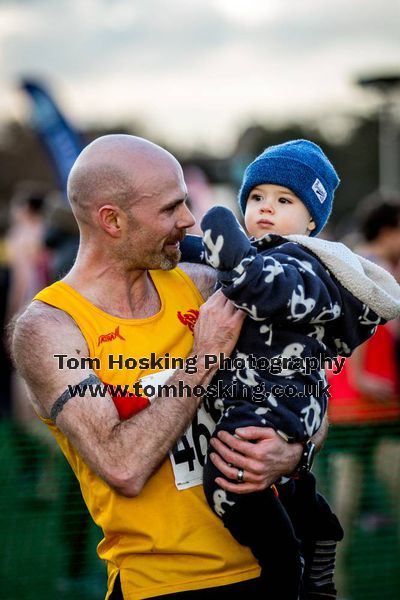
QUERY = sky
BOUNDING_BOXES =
[1,0,400,153]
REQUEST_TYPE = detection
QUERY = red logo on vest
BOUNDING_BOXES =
[177,309,199,333]
[98,326,126,346]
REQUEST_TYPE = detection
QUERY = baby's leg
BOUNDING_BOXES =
[203,430,303,599]
[279,472,344,599]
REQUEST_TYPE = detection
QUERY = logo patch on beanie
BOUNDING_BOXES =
[312,178,327,204]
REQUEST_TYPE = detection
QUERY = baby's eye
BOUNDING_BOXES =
[250,194,263,202]
[278,197,292,204]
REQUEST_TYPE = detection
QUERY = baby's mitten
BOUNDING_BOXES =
[179,234,206,264]
[200,206,254,270]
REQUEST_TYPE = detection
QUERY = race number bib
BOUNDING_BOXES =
[170,402,216,490]
[139,370,216,490]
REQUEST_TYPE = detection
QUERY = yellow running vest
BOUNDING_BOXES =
[34,268,259,600]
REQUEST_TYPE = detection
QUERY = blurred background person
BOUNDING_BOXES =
[4,184,95,597]
[321,194,400,598]
[44,191,79,280]
[5,185,51,427]
[183,164,216,234]
[0,207,12,420]
[5,185,50,320]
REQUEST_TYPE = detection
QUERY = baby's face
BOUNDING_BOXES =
[244,183,316,238]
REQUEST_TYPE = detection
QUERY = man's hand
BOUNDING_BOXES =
[209,427,303,495]
[210,414,329,494]
[192,290,246,374]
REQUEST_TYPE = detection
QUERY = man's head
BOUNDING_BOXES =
[10,184,48,224]
[359,193,400,263]
[238,139,340,237]
[67,135,195,270]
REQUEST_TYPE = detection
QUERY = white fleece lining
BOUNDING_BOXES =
[285,235,400,321]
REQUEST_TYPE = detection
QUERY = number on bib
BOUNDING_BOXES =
[169,403,216,490]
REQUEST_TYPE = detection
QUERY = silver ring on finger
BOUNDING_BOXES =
[237,467,245,483]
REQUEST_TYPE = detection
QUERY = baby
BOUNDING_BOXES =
[181,140,400,599]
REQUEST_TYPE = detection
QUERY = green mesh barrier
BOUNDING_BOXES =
[316,421,400,600]
[0,420,106,600]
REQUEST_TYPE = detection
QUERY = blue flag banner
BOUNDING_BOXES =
[21,80,85,195]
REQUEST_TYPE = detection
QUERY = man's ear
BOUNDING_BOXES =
[308,218,317,233]
[97,205,124,237]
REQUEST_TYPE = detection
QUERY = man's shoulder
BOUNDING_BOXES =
[17,300,78,331]
[179,263,217,300]
[11,300,89,401]
[12,301,82,365]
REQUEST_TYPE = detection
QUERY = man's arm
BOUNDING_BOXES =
[347,343,394,399]
[12,291,245,498]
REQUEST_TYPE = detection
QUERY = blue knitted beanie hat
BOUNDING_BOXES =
[238,139,340,236]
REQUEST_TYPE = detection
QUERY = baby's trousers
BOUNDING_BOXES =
[203,403,343,599]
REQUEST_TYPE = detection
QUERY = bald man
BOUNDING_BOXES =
[12,135,308,600]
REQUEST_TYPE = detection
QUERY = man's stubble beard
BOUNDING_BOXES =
[120,243,181,271]
[159,229,186,270]
[123,214,184,271]
[159,247,181,270]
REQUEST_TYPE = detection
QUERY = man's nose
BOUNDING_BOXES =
[177,203,196,229]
